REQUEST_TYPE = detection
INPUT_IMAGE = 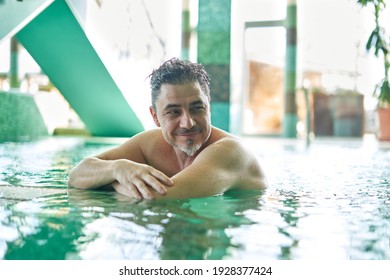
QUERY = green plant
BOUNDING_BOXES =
[357,0,390,107]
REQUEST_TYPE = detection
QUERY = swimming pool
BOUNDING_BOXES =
[0,136,389,260]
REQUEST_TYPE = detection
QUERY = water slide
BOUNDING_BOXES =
[0,0,53,42]
[2,0,144,137]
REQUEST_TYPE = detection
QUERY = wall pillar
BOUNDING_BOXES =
[181,0,190,60]
[9,37,20,89]
[282,0,298,138]
[197,0,231,132]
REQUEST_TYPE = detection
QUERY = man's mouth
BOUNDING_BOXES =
[176,129,201,137]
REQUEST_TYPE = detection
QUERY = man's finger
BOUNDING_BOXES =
[144,175,167,195]
[151,169,173,186]
[113,182,142,200]
[133,179,154,200]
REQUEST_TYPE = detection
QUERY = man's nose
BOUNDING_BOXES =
[180,111,195,128]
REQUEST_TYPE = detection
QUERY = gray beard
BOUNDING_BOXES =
[178,139,202,157]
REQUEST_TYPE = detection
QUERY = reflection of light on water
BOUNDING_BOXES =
[76,216,163,260]
[0,138,84,189]
[293,213,350,259]
[0,201,41,259]
[243,136,390,259]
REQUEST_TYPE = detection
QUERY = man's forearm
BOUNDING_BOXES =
[68,157,116,189]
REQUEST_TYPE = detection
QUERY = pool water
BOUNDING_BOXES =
[0,136,389,260]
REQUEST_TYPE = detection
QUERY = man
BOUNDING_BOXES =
[68,58,267,200]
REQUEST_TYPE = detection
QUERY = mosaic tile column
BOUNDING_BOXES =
[9,37,20,89]
[0,91,48,141]
[197,0,231,132]
[181,0,190,60]
[282,0,298,138]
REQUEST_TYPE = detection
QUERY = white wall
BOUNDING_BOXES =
[230,0,390,134]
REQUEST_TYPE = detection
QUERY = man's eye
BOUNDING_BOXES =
[193,106,205,112]
[168,110,180,115]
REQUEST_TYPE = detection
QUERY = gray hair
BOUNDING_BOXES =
[148,58,211,109]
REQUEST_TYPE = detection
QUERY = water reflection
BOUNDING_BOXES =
[67,189,264,260]
[1,193,84,260]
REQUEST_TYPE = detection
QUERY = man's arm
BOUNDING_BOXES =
[67,135,172,200]
[153,139,267,200]
[67,156,118,189]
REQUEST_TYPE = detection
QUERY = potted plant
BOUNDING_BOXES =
[357,0,390,140]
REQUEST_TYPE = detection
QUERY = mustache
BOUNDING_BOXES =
[176,127,202,134]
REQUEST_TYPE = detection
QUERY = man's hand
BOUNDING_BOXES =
[112,159,173,200]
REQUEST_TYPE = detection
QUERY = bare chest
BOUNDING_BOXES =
[146,151,183,177]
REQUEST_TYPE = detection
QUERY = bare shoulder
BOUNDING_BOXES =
[199,134,255,166]
[196,129,267,190]
[97,129,163,162]
[117,129,161,148]
[128,128,161,141]
[200,127,251,160]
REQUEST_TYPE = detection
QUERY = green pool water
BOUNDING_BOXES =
[0,136,389,260]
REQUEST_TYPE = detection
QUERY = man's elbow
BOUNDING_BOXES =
[67,178,93,190]
[67,168,89,189]
[67,169,81,189]
[67,157,97,189]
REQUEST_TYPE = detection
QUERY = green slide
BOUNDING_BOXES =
[15,0,144,137]
[0,0,53,43]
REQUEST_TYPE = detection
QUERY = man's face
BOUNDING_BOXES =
[150,82,212,157]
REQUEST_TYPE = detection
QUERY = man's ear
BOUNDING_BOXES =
[149,106,161,127]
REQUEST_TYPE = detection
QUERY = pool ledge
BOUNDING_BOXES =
[0,185,67,201]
